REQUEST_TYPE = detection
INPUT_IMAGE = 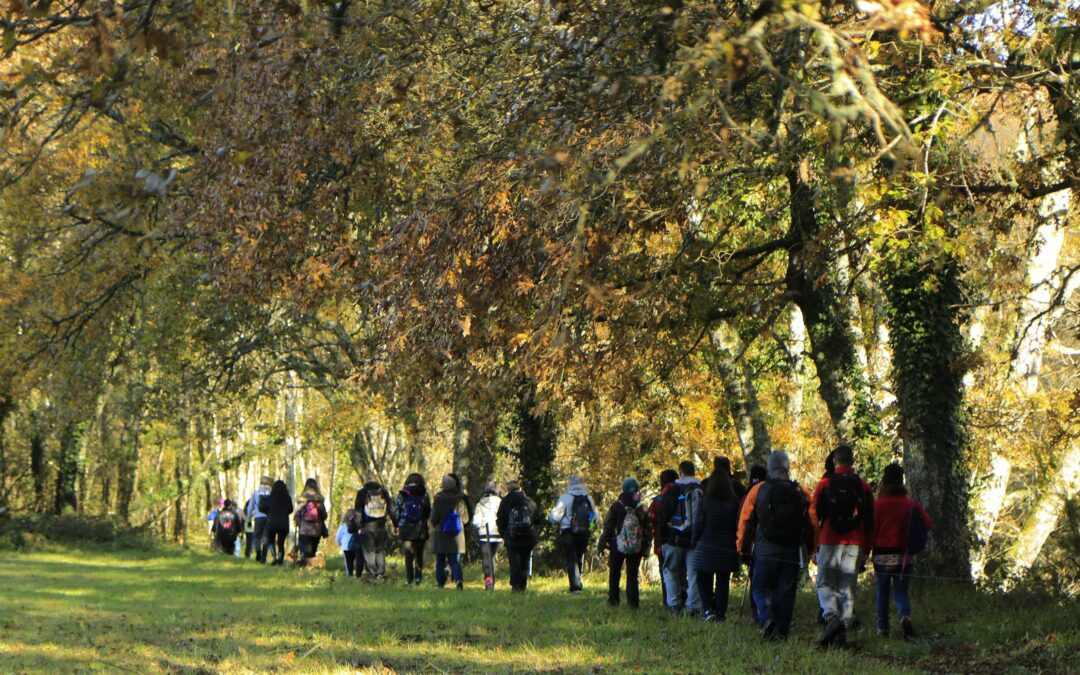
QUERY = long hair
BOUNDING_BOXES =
[404,472,426,489]
[704,466,735,501]
[270,480,291,508]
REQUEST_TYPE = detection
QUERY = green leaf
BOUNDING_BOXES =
[3,27,16,56]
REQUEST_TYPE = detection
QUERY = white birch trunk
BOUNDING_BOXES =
[284,371,301,499]
[786,305,807,424]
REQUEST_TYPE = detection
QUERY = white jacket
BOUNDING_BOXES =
[549,483,591,531]
[473,494,502,542]
[335,523,353,551]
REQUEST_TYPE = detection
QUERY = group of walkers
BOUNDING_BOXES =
[208,443,932,647]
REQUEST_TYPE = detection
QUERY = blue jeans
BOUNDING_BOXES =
[816,544,861,624]
[436,553,462,586]
[752,549,800,638]
[874,564,912,633]
[561,531,588,592]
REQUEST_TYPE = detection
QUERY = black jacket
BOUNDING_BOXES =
[396,483,432,541]
[354,482,396,527]
[691,495,740,574]
[597,493,652,556]
[657,478,701,548]
[495,489,540,548]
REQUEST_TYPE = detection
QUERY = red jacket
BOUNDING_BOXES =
[871,494,932,552]
[810,466,874,547]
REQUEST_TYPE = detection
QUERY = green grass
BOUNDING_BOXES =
[1,545,1077,673]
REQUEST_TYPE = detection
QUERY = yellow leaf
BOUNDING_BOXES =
[460,315,472,337]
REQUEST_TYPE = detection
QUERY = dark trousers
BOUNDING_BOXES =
[245,518,268,561]
[752,551,800,638]
[218,535,237,555]
[344,550,357,576]
[608,550,642,607]
[360,527,387,576]
[561,531,588,592]
[480,541,501,582]
[299,534,320,560]
[436,553,462,586]
[402,540,425,582]
[658,549,669,608]
[696,570,732,619]
[506,545,532,591]
[266,526,288,563]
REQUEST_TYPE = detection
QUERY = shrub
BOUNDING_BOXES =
[0,513,156,551]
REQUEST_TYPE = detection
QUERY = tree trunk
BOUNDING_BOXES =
[710,321,772,470]
[30,412,46,512]
[517,380,558,510]
[0,396,12,510]
[53,422,80,514]
[174,407,191,544]
[283,371,302,499]
[886,259,970,579]
[1007,439,1080,586]
[970,454,1012,581]
[786,306,808,424]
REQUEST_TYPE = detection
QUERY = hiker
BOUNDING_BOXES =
[692,462,740,622]
[871,464,932,639]
[706,457,746,502]
[549,475,595,594]
[213,499,242,556]
[245,476,273,562]
[207,498,223,537]
[737,451,814,640]
[746,464,767,623]
[397,473,432,585]
[265,480,293,565]
[811,444,875,648]
[657,460,703,614]
[496,480,540,592]
[597,477,651,609]
[337,509,358,576]
[295,478,328,561]
[649,468,678,608]
[353,474,396,579]
[473,476,503,591]
[430,473,470,589]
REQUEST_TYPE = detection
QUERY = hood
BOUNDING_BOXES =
[675,476,701,487]
[566,484,589,497]
[434,489,464,504]
[402,484,427,497]
[301,488,324,503]
[362,481,383,492]
[618,491,641,508]
[257,485,271,496]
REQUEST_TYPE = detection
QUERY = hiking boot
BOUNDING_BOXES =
[818,617,846,648]
[900,616,915,641]
[762,620,777,641]
[456,580,464,591]
[484,576,494,591]
[570,589,583,596]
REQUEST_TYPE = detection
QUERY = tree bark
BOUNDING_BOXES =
[517,380,558,510]
[1007,439,1080,586]
[53,422,80,515]
[30,412,46,512]
[0,396,12,510]
[710,321,772,470]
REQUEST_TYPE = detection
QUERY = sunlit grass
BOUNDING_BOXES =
[1,546,1076,673]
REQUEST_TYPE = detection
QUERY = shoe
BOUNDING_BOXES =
[484,576,494,591]
[762,620,777,641]
[702,611,718,623]
[877,628,889,638]
[900,616,915,640]
[456,581,464,591]
[818,617,846,648]
[570,589,582,596]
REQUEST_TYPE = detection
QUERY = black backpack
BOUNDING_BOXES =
[569,495,594,537]
[507,503,534,540]
[757,479,805,546]
[823,473,864,533]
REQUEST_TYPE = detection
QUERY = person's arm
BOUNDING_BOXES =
[809,480,825,530]
[800,484,816,556]
[916,499,933,530]
[597,503,617,551]
[495,499,508,538]
[385,488,398,526]
[861,480,875,535]
[639,505,652,555]
[354,489,365,513]
[736,482,761,561]
[549,495,566,525]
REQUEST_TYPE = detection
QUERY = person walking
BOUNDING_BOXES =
[496,481,540,592]
[597,477,651,609]
[692,463,740,622]
[397,473,432,585]
[549,475,595,594]
[213,499,242,556]
[430,473,470,589]
[657,460,703,613]
[745,464,767,623]
[649,469,678,608]
[473,477,503,591]
[354,473,396,580]
[811,444,875,648]
[737,451,815,640]
[245,476,273,562]
[337,509,358,576]
[871,463,932,640]
[295,478,328,561]
[264,480,293,565]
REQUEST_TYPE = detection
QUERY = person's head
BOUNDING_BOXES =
[304,477,319,491]
[223,499,235,509]
[483,475,499,495]
[260,475,272,486]
[447,472,463,490]
[216,498,225,509]
[766,451,791,480]
[504,480,521,493]
[441,474,457,491]
[713,456,732,475]
[342,508,355,523]
[678,460,695,478]
[271,480,289,500]
[659,469,678,488]
[833,445,854,468]
[878,463,908,497]
[704,463,734,501]
[621,477,639,495]
[568,475,585,490]
[405,472,425,488]
[749,465,767,485]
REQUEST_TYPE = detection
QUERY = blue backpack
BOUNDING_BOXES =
[400,491,424,525]
[441,508,462,536]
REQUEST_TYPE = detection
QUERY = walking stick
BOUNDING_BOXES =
[740,572,750,610]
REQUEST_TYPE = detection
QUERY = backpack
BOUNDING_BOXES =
[667,483,702,535]
[346,511,360,535]
[569,494,594,537]
[616,505,644,555]
[258,494,271,515]
[905,503,929,556]
[218,510,237,534]
[363,489,388,520]
[507,503,534,540]
[302,500,320,523]
[441,508,462,536]
[757,479,806,546]
[399,491,424,525]
[823,473,864,534]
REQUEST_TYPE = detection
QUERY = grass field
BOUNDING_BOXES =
[1,545,1077,673]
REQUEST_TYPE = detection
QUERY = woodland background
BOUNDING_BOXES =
[0,0,1077,591]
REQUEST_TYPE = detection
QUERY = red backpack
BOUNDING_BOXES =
[302,500,320,523]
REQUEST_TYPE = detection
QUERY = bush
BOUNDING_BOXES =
[0,513,156,551]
